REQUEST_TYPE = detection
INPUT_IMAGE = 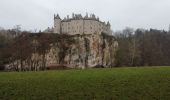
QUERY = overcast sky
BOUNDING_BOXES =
[0,0,170,31]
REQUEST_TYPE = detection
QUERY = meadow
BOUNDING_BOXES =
[0,67,170,100]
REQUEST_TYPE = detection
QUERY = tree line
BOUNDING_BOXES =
[115,28,170,67]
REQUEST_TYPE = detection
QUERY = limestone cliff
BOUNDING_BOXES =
[6,33,118,70]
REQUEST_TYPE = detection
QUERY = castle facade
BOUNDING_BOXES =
[54,13,112,35]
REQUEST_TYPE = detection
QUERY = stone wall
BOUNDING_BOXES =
[59,19,111,35]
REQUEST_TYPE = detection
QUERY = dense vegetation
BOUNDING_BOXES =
[115,28,170,67]
[0,67,170,100]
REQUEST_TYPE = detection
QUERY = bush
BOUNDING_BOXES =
[0,65,5,71]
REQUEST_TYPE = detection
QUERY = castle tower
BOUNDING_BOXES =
[54,14,61,34]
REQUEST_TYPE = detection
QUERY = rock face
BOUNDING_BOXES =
[6,33,118,70]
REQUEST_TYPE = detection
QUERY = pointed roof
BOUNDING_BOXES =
[107,21,110,26]
[54,14,61,19]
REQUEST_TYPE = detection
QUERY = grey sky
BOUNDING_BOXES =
[0,0,170,31]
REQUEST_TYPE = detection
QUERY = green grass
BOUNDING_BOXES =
[0,67,170,100]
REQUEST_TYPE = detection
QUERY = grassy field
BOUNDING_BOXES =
[0,67,170,100]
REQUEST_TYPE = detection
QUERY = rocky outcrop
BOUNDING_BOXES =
[5,33,118,70]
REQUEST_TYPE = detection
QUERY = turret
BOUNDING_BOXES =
[67,15,69,19]
[107,21,111,31]
[107,21,111,27]
[72,13,75,19]
[54,14,61,34]
[107,21,112,35]
[84,12,89,19]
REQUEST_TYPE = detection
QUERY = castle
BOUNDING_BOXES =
[54,13,112,35]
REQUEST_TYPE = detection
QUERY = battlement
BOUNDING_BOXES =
[54,13,98,20]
